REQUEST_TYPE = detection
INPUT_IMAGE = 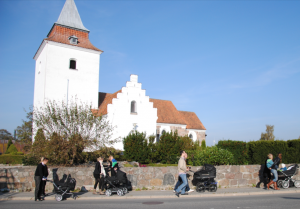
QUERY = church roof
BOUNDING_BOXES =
[94,90,206,130]
[56,0,89,32]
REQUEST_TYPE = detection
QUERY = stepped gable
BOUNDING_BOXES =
[179,111,206,130]
[94,90,122,116]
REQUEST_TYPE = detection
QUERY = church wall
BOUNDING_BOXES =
[107,75,158,150]
[39,41,100,109]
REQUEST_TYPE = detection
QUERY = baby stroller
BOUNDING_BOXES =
[192,164,218,192]
[104,169,129,196]
[277,164,300,189]
[47,177,77,201]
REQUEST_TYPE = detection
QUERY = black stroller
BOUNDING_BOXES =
[277,164,300,189]
[47,177,77,201]
[192,164,218,192]
[104,168,129,196]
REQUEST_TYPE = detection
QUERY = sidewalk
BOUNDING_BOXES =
[1,187,299,201]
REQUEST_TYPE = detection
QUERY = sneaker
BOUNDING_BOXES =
[175,191,180,197]
[187,189,194,193]
[173,190,176,193]
[181,193,189,195]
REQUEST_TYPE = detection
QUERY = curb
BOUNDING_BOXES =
[1,190,299,201]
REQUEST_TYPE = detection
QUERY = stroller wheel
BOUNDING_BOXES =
[117,189,124,196]
[294,180,300,188]
[277,180,283,188]
[105,189,112,196]
[55,194,63,202]
[282,180,289,189]
[209,184,217,192]
[196,183,205,193]
[122,187,128,194]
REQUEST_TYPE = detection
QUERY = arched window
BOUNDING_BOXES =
[189,134,193,140]
[70,59,76,70]
[131,101,136,113]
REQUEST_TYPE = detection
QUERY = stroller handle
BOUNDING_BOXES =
[46,179,54,183]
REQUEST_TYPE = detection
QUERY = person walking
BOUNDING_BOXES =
[93,157,106,195]
[175,151,190,197]
[174,151,194,193]
[34,157,49,201]
[266,153,280,190]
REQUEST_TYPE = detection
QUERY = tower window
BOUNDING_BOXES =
[70,60,76,69]
[69,35,78,45]
[131,101,137,114]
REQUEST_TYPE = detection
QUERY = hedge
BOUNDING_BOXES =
[0,155,24,164]
[217,140,248,165]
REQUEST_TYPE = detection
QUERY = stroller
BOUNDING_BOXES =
[192,164,218,192]
[277,164,300,189]
[104,168,129,196]
[47,177,77,201]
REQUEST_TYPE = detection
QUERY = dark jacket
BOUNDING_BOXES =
[35,163,48,177]
[271,157,281,169]
[109,161,116,177]
[93,161,102,175]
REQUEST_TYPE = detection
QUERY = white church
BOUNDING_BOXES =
[33,0,206,150]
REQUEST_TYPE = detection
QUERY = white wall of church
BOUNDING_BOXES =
[107,75,158,150]
[33,41,101,109]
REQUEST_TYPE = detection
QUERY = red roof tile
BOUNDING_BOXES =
[179,111,206,130]
[45,25,102,52]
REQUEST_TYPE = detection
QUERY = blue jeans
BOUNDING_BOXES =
[174,175,190,191]
[175,174,188,194]
[271,169,278,182]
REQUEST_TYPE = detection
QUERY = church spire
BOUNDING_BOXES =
[55,0,89,32]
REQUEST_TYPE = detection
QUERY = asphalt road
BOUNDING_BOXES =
[1,193,299,209]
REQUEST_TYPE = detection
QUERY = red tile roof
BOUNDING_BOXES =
[179,111,206,130]
[94,90,205,130]
[45,25,102,52]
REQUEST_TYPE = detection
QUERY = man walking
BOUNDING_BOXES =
[175,151,190,197]
[34,157,49,201]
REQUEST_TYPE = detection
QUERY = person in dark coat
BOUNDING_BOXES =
[34,157,49,201]
[108,155,117,177]
[40,157,49,196]
[106,164,127,183]
[93,157,106,195]
[272,153,282,170]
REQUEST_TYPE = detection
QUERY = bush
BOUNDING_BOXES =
[189,146,234,166]
[217,140,248,165]
[123,131,150,164]
[5,139,13,154]
[22,155,39,166]
[201,140,206,150]
[5,144,18,155]
[17,152,24,155]
[0,155,24,164]
[247,140,289,164]
[157,131,183,164]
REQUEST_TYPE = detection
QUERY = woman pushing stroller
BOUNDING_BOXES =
[93,157,106,195]
[266,153,280,190]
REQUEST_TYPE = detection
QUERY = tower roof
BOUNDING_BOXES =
[55,0,89,32]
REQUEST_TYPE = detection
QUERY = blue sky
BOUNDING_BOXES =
[0,0,299,146]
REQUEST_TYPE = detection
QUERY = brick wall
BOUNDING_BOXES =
[1,164,299,192]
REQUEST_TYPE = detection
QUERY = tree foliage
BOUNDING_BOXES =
[16,108,33,151]
[0,129,13,141]
[5,138,13,153]
[260,125,275,141]
[24,100,118,165]
[217,140,248,165]
[6,144,18,155]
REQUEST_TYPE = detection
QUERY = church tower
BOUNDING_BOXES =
[33,0,102,109]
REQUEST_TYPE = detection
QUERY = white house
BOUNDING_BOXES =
[33,0,206,149]
[93,74,206,150]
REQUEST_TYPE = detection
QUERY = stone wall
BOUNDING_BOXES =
[1,164,299,192]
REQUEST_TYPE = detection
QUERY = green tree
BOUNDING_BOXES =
[201,140,206,150]
[6,144,18,155]
[123,131,150,164]
[157,131,183,164]
[260,125,275,141]
[16,108,33,151]
[0,129,13,141]
[5,138,13,153]
[148,135,159,163]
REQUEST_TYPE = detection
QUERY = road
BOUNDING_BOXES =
[1,193,299,209]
